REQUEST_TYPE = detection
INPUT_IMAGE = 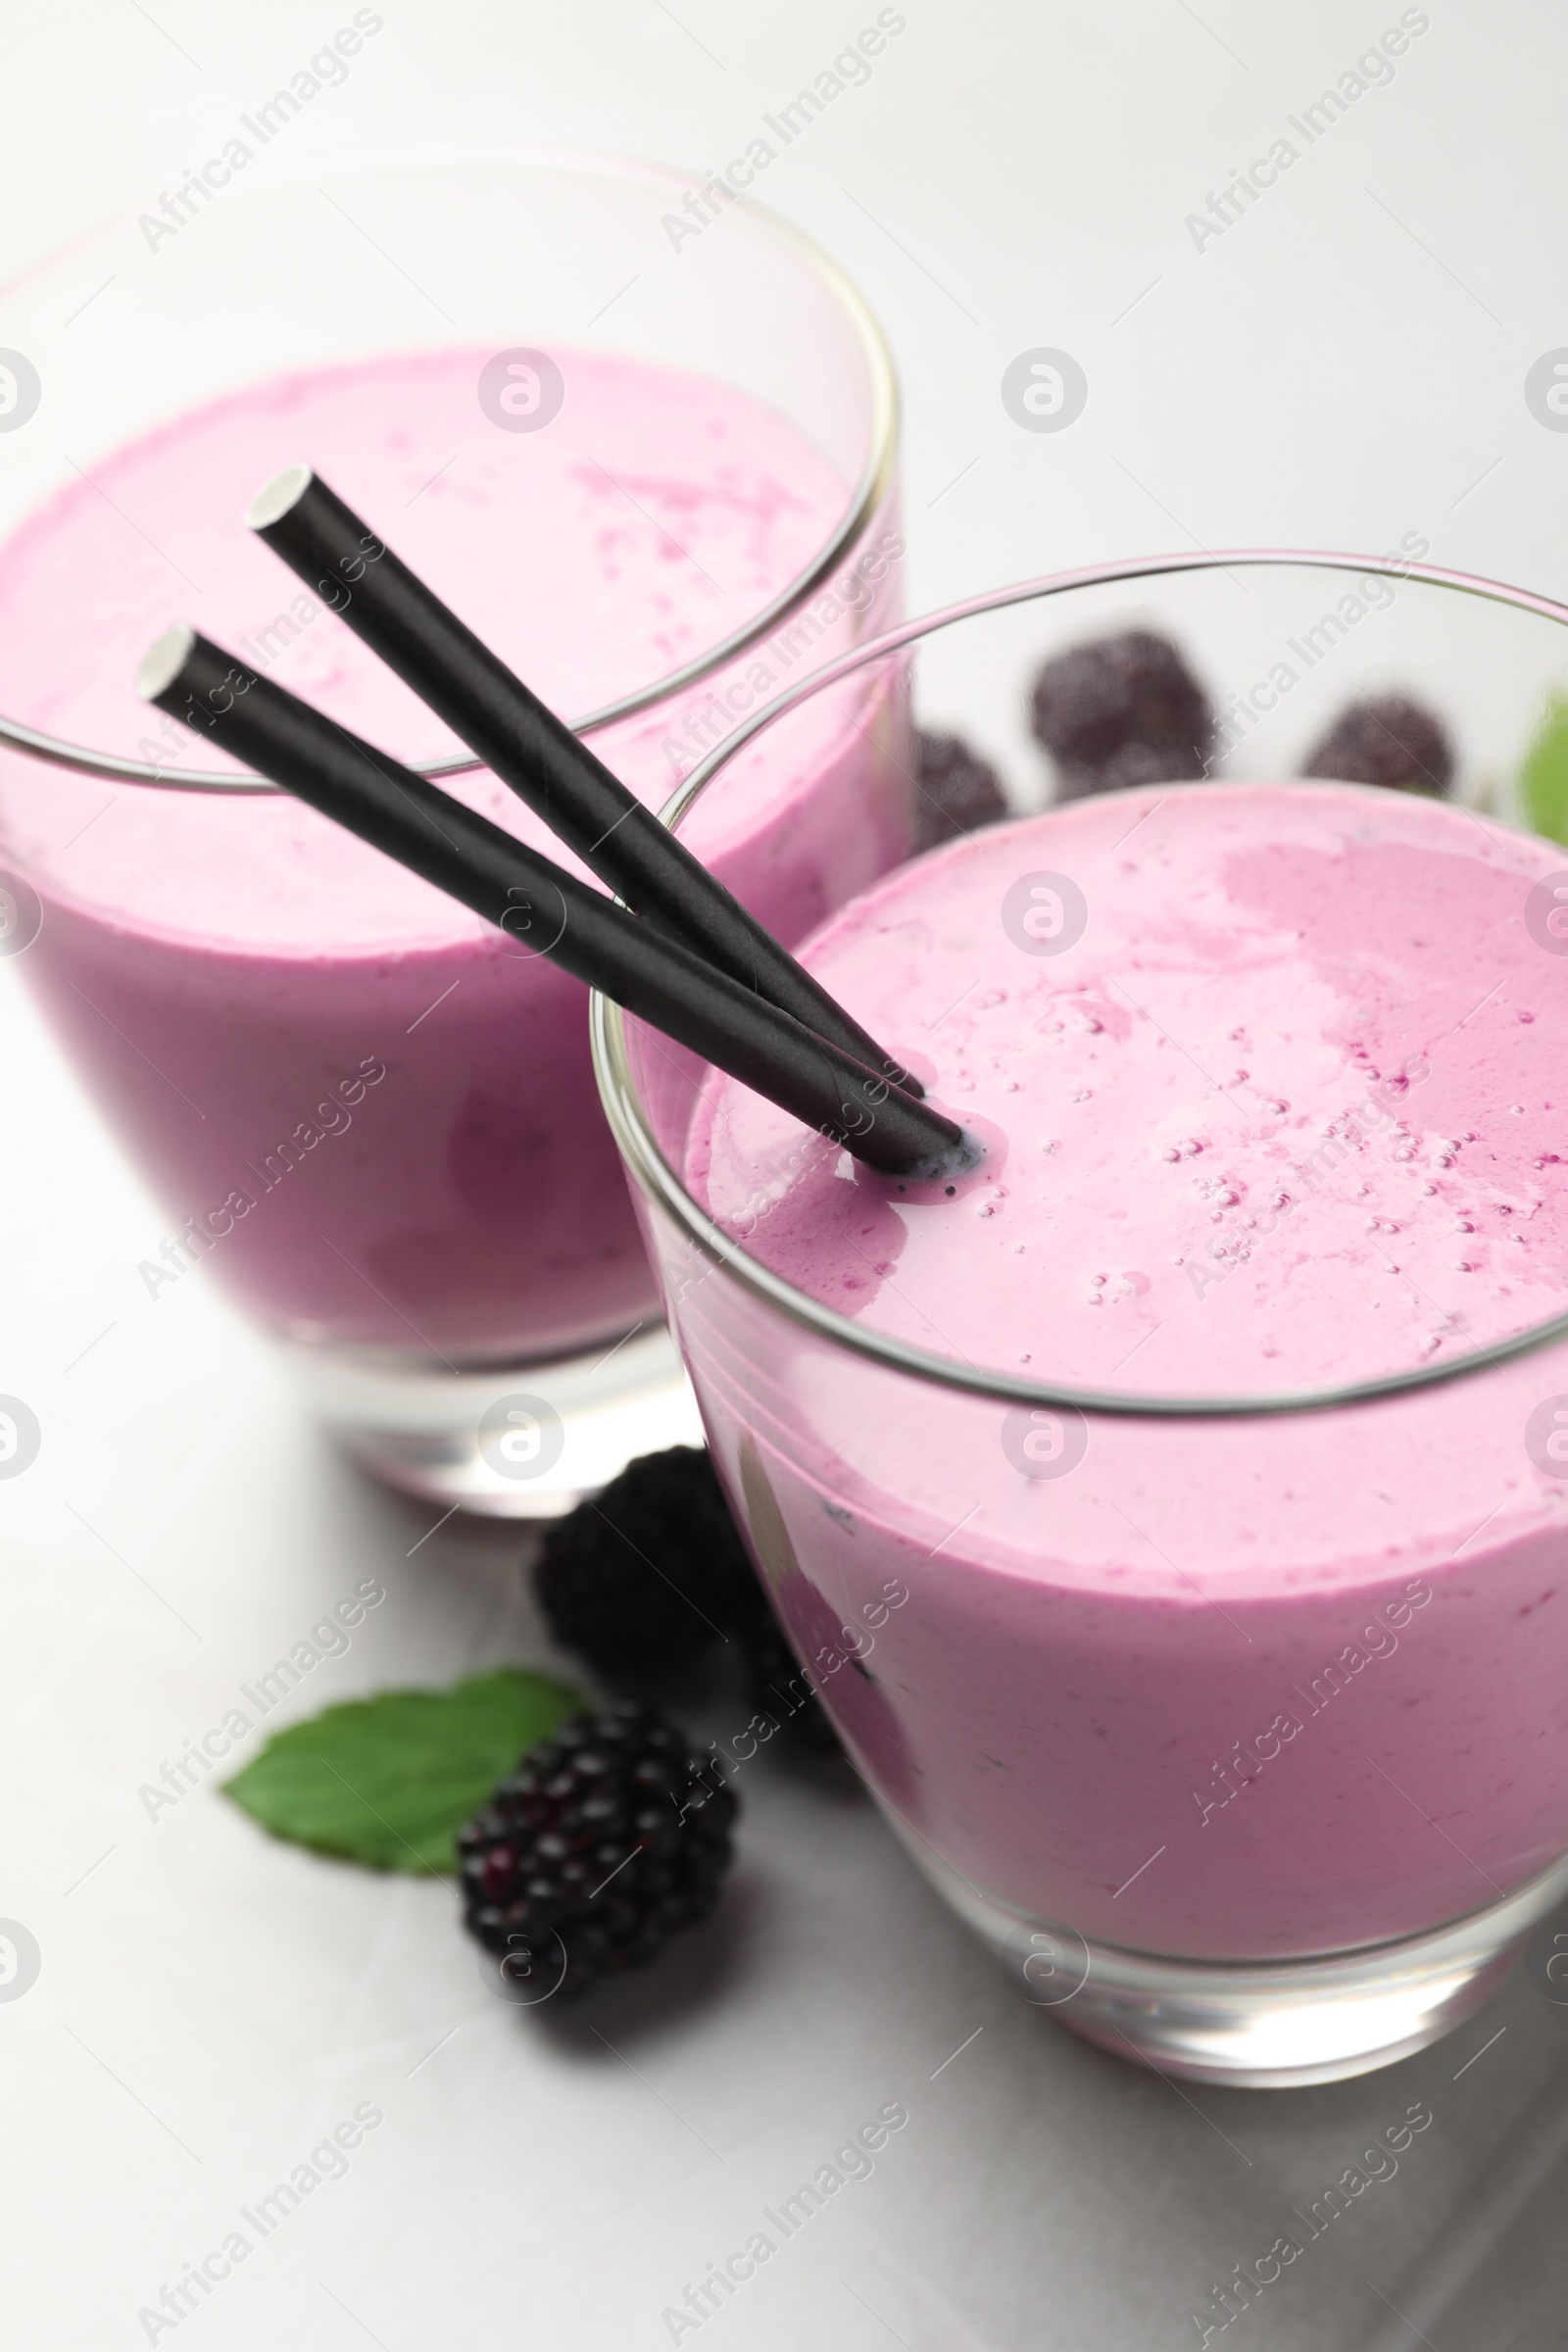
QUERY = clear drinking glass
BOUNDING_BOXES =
[595,553,1568,2085]
[0,146,906,1512]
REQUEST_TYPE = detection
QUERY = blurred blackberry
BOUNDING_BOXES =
[1300,694,1452,794]
[459,1702,737,2000]
[534,1446,763,1676]
[746,1614,842,1755]
[912,730,1009,853]
[1030,629,1213,801]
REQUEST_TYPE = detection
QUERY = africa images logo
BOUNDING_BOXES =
[0,352,41,434]
[1526,352,1568,431]
[0,1921,41,2002]
[0,1397,41,1480]
[1000,350,1089,433]
[477,349,565,434]
[1525,871,1568,955]
[1001,1404,1090,1481]
[1001,871,1089,957]
[477,1394,565,1482]
[1526,1396,1568,1480]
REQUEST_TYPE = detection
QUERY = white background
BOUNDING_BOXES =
[6,3,1568,2346]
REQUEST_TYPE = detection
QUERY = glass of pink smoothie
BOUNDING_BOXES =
[0,149,908,1511]
[597,556,1568,2086]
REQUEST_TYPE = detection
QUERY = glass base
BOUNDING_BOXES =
[902,1829,1568,2087]
[283,1323,705,1517]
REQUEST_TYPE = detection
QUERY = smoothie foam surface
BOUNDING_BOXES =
[0,343,862,950]
[690,782,1568,1400]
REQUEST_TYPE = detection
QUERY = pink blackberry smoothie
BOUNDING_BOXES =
[679,783,1568,1960]
[0,348,907,1360]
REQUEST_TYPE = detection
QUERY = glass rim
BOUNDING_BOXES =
[0,140,901,796]
[592,548,1568,1422]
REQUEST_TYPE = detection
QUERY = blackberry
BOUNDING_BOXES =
[534,1446,846,1759]
[912,730,1009,853]
[534,1446,763,1675]
[459,1702,737,2000]
[1300,694,1453,794]
[1030,629,1213,801]
[746,1614,842,1755]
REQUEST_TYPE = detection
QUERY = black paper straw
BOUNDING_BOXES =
[245,465,923,1095]
[136,628,968,1180]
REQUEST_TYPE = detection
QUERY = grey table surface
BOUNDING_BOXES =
[6,1,1568,2343]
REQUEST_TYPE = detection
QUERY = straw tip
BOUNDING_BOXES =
[246,463,314,531]
[136,624,196,703]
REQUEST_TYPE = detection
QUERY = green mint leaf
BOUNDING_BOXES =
[1519,690,1568,845]
[222,1667,585,1874]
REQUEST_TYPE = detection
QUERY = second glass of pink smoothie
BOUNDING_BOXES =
[0,150,908,1510]
[598,556,1568,2086]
